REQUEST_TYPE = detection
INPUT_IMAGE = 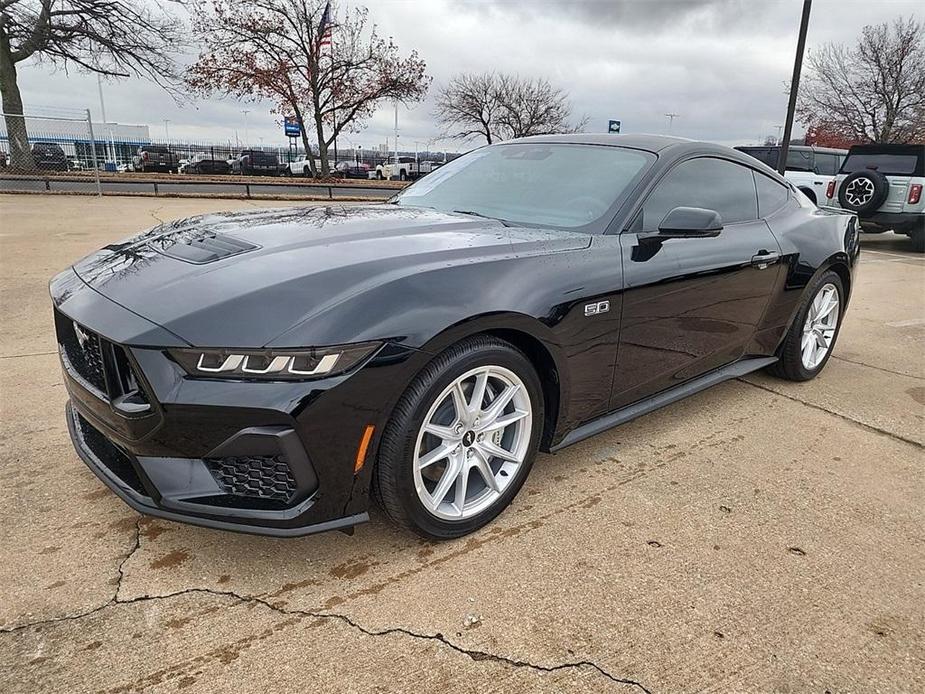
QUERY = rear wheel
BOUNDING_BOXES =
[908,223,925,253]
[768,271,844,381]
[375,336,543,539]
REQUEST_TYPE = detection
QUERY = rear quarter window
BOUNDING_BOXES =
[754,172,790,217]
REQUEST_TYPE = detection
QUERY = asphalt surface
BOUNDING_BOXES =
[1,195,923,693]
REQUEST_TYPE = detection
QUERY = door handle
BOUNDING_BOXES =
[751,250,780,269]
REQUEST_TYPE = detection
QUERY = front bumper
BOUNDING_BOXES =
[52,268,424,537]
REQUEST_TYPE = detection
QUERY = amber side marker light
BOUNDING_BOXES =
[355,425,375,474]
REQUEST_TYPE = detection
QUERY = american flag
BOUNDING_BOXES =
[318,1,333,48]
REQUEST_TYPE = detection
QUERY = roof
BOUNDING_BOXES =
[507,133,694,153]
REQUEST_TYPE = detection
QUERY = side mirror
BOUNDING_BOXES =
[657,206,723,237]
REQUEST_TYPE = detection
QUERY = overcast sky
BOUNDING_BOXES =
[15,0,921,152]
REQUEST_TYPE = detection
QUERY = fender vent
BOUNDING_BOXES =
[152,232,258,264]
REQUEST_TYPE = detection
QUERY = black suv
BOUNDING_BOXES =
[32,142,68,171]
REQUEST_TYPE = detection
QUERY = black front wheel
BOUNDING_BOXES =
[374,336,543,539]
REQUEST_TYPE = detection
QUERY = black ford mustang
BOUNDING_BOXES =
[51,134,859,539]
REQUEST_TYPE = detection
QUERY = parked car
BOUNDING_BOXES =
[822,143,925,252]
[51,134,858,540]
[333,161,371,179]
[232,149,280,176]
[116,163,134,173]
[31,142,68,171]
[132,145,180,173]
[736,145,847,205]
[66,156,85,172]
[184,152,232,175]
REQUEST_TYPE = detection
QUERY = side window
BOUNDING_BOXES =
[815,153,838,175]
[754,172,790,217]
[640,157,759,230]
[786,149,814,172]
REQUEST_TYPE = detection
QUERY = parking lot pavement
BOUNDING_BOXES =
[1,195,923,693]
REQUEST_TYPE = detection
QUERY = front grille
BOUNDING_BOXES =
[205,456,297,503]
[73,410,147,495]
[55,309,150,408]
[56,312,107,395]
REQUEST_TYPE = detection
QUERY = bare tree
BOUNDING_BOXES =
[187,0,430,177]
[435,72,587,145]
[0,0,185,169]
[433,72,503,144]
[496,74,589,139]
[797,16,925,143]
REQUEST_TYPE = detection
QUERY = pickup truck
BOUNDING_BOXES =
[132,145,180,173]
[283,154,322,177]
[232,149,280,176]
[371,157,437,181]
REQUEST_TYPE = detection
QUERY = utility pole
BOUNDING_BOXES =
[665,113,679,132]
[779,0,812,175]
[775,124,784,143]
[241,109,250,147]
[96,75,107,123]
[163,119,171,143]
[393,101,399,166]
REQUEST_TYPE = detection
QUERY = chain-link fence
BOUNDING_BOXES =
[0,110,102,194]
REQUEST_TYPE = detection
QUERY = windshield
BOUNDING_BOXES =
[393,143,655,229]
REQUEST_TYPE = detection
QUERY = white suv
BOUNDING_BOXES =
[736,145,847,206]
[822,144,925,252]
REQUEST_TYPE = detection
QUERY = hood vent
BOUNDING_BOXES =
[151,231,258,264]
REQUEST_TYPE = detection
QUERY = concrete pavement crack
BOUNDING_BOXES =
[738,378,923,449]
[830,354,923,380]
[0,584,651,692]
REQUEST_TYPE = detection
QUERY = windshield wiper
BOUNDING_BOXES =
[452,210,510,227]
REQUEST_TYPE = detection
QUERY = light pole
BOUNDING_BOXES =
[778,0,812,175]
[241,110,250,147]
[163,119,171,143]
[665,113,679,132]
[775,124,784,144]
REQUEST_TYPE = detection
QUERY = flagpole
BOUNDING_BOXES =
[330,11,337,170]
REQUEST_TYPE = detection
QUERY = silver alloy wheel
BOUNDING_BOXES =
[801,282,840,370]
[413,365,532,521]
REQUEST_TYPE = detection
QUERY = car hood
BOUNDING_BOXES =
[72,204,591,348]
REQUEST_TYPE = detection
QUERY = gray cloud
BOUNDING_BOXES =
[12,0,923,152]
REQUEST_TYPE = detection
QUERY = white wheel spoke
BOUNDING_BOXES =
[423,422,458,441]
[472,449,500,493]
[801,333,815,365]
[480,384,520,425]
[481,408,529,433]
[428,452,462,509]
[450,382,468,422]
[453,464,469,514]
[469,370,489,415]
[479,439,519,463]
[418,442,456,469]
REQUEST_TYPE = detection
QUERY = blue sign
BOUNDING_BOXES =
[284,117,302,137]
[608,120,621,134]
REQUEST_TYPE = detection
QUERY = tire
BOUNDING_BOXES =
[768,270,845,382]
[376,170,384,180]
[374,336,544,539]
[908,222,925,253]
[838,170,889,214]
[399,170,407,181]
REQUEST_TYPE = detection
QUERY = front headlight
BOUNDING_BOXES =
[168,342,382,381]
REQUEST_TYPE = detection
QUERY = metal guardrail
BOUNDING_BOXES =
[0,174,398,200]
